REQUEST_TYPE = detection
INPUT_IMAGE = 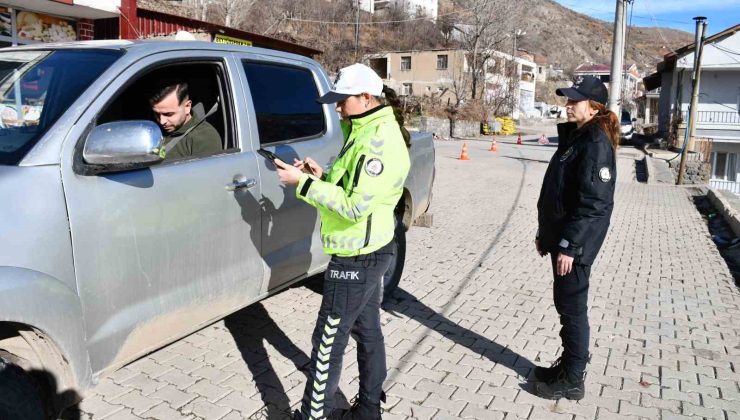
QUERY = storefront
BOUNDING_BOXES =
[0,1,119,47]
[0,0,319,57]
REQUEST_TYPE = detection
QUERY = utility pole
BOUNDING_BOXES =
[677,17,708,185]
[608,0,629,115]
[354,0,361,61]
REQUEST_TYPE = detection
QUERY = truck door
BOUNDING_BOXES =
[234,55,339,290]
[59,52,264,374]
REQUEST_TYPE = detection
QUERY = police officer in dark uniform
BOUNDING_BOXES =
[533,75,619,400]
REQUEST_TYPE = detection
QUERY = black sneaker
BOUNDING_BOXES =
[534,370,585,400]
[533,356,564,382]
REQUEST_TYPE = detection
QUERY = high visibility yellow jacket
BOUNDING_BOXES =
[296,105,410,256]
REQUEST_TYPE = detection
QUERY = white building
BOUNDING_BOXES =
[359,0,438,19]
[645,24,740,191]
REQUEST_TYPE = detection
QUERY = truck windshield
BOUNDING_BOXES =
[0,49,122,165]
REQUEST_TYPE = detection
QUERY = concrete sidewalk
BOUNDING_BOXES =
[71,140,740,419]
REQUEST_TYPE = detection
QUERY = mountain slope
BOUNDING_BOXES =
[512,0,693,74]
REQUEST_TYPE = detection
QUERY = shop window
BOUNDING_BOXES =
[0,8,78,46]
[242,61,325,145]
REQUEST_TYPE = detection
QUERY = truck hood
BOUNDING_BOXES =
[0,165,76,292]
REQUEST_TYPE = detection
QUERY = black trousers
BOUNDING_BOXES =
[299,242,394,420]
[550,254,591,377]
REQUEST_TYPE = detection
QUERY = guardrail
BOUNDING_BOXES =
[710,179,740,195]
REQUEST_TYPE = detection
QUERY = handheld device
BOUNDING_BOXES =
[257,149,281,162]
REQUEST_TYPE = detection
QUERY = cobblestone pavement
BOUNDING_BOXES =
[68,138,740,419]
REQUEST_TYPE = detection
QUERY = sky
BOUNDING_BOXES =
[553,0,740,35]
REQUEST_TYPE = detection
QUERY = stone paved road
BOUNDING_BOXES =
[67,137,740,419]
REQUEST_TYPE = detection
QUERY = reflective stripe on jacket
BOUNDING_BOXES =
[296,105,410,256]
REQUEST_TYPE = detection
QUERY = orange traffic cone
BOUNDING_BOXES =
[459,142,470,160]
[538,133,550,145]
[489,137,497,152]
[516,133,522,145]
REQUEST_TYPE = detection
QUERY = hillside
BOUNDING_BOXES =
[160,0,694,76]
[512,0,693,74]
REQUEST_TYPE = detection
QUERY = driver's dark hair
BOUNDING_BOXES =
[149,82,189,106]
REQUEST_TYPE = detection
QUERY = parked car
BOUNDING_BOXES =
[620,110,636,142]
[0,40,434,419]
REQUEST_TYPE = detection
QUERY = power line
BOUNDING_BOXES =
[283,0,496,25]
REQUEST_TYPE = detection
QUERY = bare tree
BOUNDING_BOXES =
[451,0,520,100]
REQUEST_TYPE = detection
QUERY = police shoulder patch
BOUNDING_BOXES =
[598,166,612,182]
[365,158,384,177]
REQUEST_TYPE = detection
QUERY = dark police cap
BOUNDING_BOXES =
[556,75,608,105]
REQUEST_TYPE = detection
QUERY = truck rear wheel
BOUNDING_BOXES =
[382,213,406,303]
[0,357,46,420]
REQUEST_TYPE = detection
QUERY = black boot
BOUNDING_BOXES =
[334,393,384,420]
[534,369,585,400]
[533,356,564,382]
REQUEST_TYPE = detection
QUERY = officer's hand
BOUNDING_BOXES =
[556,253,574,276]
[275,158,303,186]
[293,157,323,179]
[535,239,546,257]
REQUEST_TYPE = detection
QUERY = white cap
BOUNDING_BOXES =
[318,63,384,104]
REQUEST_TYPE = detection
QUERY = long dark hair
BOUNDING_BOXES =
[381,85,411,148]
[587,100,619,149]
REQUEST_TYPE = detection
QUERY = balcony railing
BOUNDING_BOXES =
[710,179,740,195]
[681,110,740,125]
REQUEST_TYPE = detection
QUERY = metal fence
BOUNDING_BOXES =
[681,111,740,125]
[710,179,740,195]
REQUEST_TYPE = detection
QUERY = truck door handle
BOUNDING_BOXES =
[226,177,256,191]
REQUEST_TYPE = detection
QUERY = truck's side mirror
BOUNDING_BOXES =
[83,120,164,174]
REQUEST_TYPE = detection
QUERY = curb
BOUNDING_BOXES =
[707,188,740,237]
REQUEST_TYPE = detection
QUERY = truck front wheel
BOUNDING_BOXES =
[0,356,46,420]
[382,213,406,303]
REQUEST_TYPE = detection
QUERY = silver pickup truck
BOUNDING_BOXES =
[0,40,434,418]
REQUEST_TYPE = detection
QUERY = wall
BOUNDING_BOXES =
[385,50,465,103]
[420,116,450,139]
[667,158,711,184]
[78,18,94,41]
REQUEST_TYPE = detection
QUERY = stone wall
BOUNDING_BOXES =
[667,159,711,184]
[452,120,479,138]
[418,116,482,139]
[419,117,451,139]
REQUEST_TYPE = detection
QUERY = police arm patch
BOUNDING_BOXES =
[598,167,612,182]
[365,158,384,177]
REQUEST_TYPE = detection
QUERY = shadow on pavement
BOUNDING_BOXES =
[224,302,311,419]
[382,289,538,396]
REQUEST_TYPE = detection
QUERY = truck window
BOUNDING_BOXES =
[0,49,121,165]
[96,62,235,162]
[242,61,325,145]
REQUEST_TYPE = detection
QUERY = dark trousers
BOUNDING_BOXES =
[299,243,393,420]
[550,254,591,377]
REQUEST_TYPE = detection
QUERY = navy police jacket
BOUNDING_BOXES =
[537,121,616,266]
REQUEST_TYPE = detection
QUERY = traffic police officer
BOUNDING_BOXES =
[275,63,410,420]
[534,75,618,400]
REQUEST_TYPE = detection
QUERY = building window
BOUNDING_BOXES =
[599,74,610,83]
[400,56,411,71]
[401,83,413,96]
[437,54,448,70]
[712,152,737,181]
